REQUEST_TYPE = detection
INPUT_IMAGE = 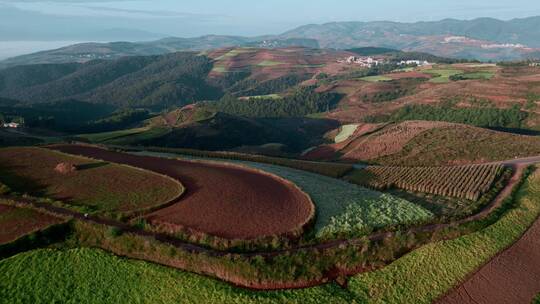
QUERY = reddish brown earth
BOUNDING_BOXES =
[437,165,540,304]
[438,218,540,304]
[49,145,314,240]
[0,204,63,244]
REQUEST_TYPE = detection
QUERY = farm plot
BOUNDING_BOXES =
[359,75,392,82]
[0,204,64,244]
[133,151,434,240]
[339,121,454,161]
[0,147,183,216]
[424,69,463,83]
[348,164,504,201]
[49,145,315,240]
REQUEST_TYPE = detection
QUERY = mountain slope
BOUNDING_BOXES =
[0,52,222,108]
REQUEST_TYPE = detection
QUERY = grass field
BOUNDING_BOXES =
[334,124,359,143]
[375,126,540,166]
[257,60,286,67]
[424,69,462,83]
[0,147,183,216]
[359,75,392,82]
[2,166,538,303]
[0,204,63,244]
[134,151,434,239]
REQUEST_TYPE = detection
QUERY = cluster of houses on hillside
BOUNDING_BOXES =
[2,122,20,128]
[337,56,383,68]
[397,60,430,67]
[530,62,540,67]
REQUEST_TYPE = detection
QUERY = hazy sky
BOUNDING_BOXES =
[1,0,540,39]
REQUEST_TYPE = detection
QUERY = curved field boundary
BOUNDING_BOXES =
[0,162,530,291]
[0,147,185,218]
[48,144,316,241]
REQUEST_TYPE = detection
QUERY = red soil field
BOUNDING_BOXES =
[0,204,63,244]
[438,204,540,303]
[49,145,314,240]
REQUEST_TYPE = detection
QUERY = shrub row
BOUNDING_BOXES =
[349,164,504,201]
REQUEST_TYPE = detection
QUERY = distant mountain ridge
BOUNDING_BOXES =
[2,16,540,67]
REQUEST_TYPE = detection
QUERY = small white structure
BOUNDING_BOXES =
[530,62,540,67]
[398,60,430,67]
[3,122,20,128]
[337,56,383,68]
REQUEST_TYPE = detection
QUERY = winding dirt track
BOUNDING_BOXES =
[48,144,314,240]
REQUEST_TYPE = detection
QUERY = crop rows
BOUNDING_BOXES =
[354,164,504,200]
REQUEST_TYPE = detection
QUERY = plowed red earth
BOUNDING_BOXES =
[438,217,540,304]
[0,204,63,244]
[49,145,314,240]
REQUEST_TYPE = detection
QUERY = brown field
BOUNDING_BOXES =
[49,145,315,240]
[0,204,63,244]
[339,121,454,161]
[0,147,183,215]
[374,125,540,166]
[303,123,385,160]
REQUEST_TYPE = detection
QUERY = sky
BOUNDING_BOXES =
[1,0,540,58]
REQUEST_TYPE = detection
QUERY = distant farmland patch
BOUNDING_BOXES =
[0,147,183,216]
[257,60,286,67]
[424,68,462,83]
[359,75,392,82]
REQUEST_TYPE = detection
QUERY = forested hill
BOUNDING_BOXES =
[0,52,222,108]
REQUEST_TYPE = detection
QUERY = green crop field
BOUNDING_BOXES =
[2,167,537,303]
[132,151,434,239]
[257,60,286,67]
[0,147,183,216]
[424,69,462,83]
[359,75,392,82]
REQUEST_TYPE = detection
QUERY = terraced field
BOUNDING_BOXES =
[0,147,183,216]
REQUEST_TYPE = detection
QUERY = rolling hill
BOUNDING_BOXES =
[3,17,540,68]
